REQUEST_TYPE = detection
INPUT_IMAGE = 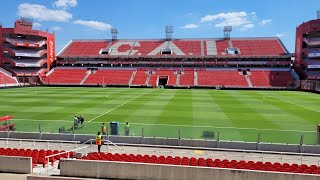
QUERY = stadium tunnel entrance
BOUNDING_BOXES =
[158,76,168,86]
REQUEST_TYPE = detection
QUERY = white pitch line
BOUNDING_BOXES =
[12,118,315,133]
[88,89,155,122]
[261,94,320,113]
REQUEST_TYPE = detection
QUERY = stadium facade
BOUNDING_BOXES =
[0,18,55,84]
[295,18,320,80]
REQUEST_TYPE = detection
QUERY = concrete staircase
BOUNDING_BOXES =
[290,69,300,80]
[128,41,137,56]
[194,71,198,86]
[176,74,180,86]
[245,75,253,88]
[80,70,92,85]
[128,70,137,85]
[206,41,217,55]
[200,40,204,57]
[145,74,151,86]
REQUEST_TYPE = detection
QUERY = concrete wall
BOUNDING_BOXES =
[60,159,320,180]
[2,132,320,154]
[27,175,97,180]
[0,156,32,174]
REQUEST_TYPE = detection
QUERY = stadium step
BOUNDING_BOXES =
[200,40,204,57]
[206,41,217,55]
[194,71,198,86]
[245,75,253,87]
[129,71,137,85]
[290,69,300,80]
[145,74,151,86]
[128,41,137,56]
[80,71,92,85]
[176,74,180,86]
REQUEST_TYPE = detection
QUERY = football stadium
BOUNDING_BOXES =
[0,1,320,180]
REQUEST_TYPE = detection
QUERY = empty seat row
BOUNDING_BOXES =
[0,147,75,168]
[81,152,320,175]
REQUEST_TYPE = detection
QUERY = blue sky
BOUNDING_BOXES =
[0,0,318,52]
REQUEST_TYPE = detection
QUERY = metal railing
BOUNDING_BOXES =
[0,138,80,150]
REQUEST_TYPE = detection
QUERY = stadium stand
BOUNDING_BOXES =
[42,68,87,84]
[250,70,293,87]
[0,147,75,168]
[58,40,109,57]
[81,152,320,174]
[84,69,134,85]
[131,70,148,85]
[197,70,248,87]
[179,70,195,86]
[0,69,18,85]
[232,39,286,56]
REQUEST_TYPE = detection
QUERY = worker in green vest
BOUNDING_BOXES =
[96,132,103,153]
[101,123,107,135]
[124,122,130,136]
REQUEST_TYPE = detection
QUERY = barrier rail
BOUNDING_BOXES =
[0,138,80,150]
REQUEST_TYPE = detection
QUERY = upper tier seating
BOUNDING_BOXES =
[132,41,165,56]
[197,70,248,87]
[0,147,75,168]
[84,70,133,85]
[173,40,201,56]
[250,70,293,87]
[43,69,87,84]
[232,39,286,56]
[215,40,230,55]
[179,70,194,86]
[58,38,288,57]
[148,70,177,86]
[59,41,109,57]
[81,152,320,175]
[131,70,148,85]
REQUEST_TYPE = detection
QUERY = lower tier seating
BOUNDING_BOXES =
[84,70,133,85]
[131,70,148,85]
[250,71,293,87]
[43,69,87,84]
[179,71,194,86]
[82,152,320,175]
[197,70,248,87]
[0,71,17,85]
[0,147,75,168]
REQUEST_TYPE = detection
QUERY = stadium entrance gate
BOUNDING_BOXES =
[158,76,168,86]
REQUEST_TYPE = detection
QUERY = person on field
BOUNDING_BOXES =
[101,123,107,135]
[74,116,78,129]
[79,116,84,128]
[124,122,130,136]
[96,132,103,153]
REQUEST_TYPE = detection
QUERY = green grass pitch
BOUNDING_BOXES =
[0,87,319,145]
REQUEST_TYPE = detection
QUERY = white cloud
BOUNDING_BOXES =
[200,11,256,31]
[260,19,272,26]
[276,33,285,38]
[180,24,199,29]
[54,0,77,10]
[73,20,112,31]
[18,3,72,22]
[33,22,42,27]
[240,24,255,31]
[51,26,63,31]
